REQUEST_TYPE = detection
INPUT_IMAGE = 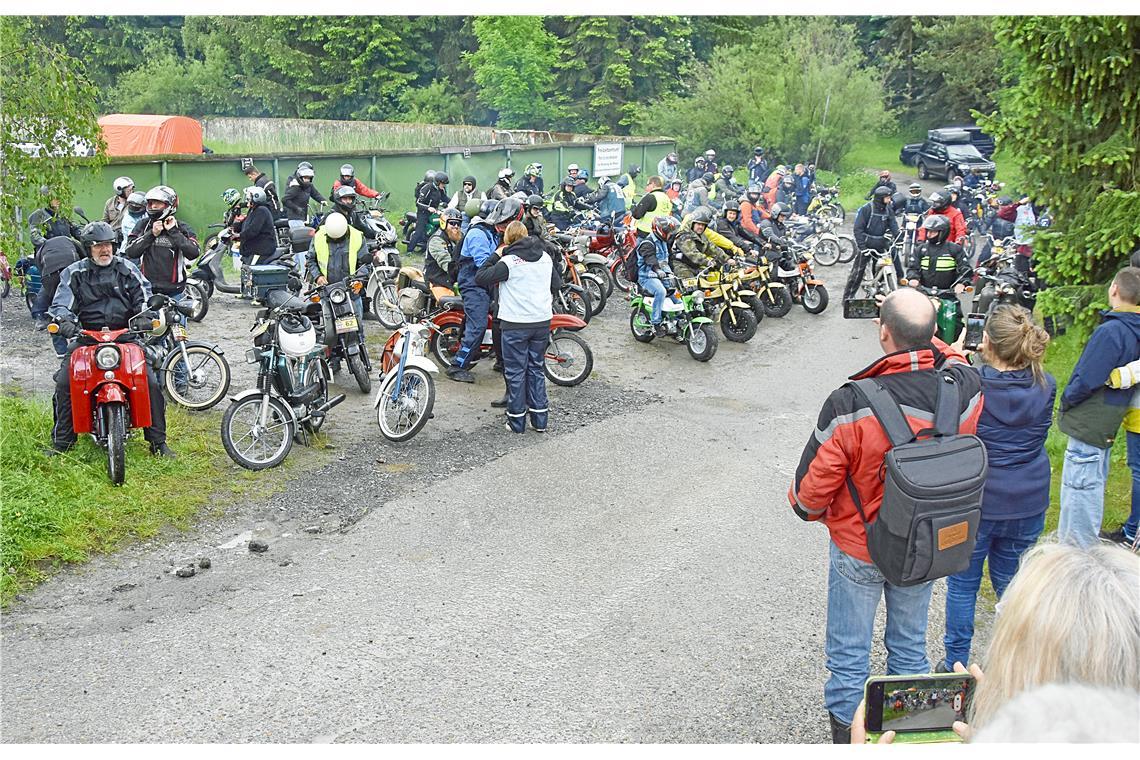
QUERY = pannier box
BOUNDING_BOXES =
[250,264,293,299]
[927,128,971,144]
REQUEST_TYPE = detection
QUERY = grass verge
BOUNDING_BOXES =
[0,391,296,606]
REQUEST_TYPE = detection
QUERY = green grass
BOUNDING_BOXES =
[0,391,296,605]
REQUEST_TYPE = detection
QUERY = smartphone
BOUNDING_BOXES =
[864,673,975,736]
[844,298,880,320]
[963,312,987,351]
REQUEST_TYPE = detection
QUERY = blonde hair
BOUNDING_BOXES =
[969,542,1140,733]
[503,221,528,246]
[982,305,1050,385]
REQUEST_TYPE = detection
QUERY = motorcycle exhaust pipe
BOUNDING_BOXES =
[308,393,346,422]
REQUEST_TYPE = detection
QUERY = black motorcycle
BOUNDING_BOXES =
[972,251,1037,318]
[312,275,372,393]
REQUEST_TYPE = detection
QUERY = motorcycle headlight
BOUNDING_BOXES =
[330,288,347,304]
[95,345,121,370]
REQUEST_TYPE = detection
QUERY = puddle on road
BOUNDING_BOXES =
[217,530,253,550]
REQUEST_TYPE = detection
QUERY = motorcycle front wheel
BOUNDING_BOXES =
[372,279,403,330]
[613,260,633,293]
[719,306,758,343]
[430,323,462,369]
[346,350,371,393]
[544,330,593,386]
[686,323,719,362]
[586,263,615,298]
[556,289,592,324]
[184,280,209,322]
[836,236,857,264]
[802,284,829,314]
[376,367,435,442]
[221,394,295,470]
[629,307,655,343]
[163,343,231,410]
[581,274,607,316]
[759,285,794,318]
[301,359,330,436]
[102,401,127,486]
[812,237,841,267]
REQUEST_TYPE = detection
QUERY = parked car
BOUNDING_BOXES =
[947,125,995,158]
[899,128,996,182]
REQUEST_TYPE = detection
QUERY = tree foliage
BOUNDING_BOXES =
[0,17,106,256]
[981,16,1140,329]
[465,17,562,129]
[634,18,887,169]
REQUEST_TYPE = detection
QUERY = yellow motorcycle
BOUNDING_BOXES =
[679,264,758,343]
[739,256,793,318]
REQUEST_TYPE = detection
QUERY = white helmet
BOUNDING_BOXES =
[113,176,134,196]
[276,314,317,358]
[323,212,349,238]
[497,167,514,180]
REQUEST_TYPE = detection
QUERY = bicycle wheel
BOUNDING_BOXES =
[376,367,435,442]
[812,237,841,267]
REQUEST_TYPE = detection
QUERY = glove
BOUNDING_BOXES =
[54,319,78,339]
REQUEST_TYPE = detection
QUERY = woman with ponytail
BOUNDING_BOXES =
[942,305,1056,672]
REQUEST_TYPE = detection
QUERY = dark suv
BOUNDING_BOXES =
[900,128,996,182]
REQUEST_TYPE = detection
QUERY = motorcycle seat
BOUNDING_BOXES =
[274,218,292,229]
[438,296,464,311]
[267,289,310,312]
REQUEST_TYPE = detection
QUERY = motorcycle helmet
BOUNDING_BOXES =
[776,165,788,176]
[126,191,146,213]
[486,197,523,226]
[479,199,499,219]
[690,206,714,227]
[753,146,764,156]
[561,176,576,190]
[144,185,178,220]
[577,168,589,181]
[79,220,116,250]
[462,175,477,189]
[435,172,449,186]
[908,182,922,195]
[694,157,706,168]
[872,186,893,203]
[627,164,641,178]
[525,163,541,177]
[702,172,715,185]
[598,175,611,186]
[464,197,483,218]
[277,313,317,358]
[333,185,358,209]
[297,161,313,172]
[746,184,762,202]
[525,194,545,211]
[339,164,355,180]
[423,169,437,184]
[704,149,716,160]
[243,185,267,206]
[922,214,951,244]
[297,166,315,181]
[497,167,514,182]
[769,203,789,222]
[221,187,241,206]
[666,152,678,164]
[879,170,892,180]
[511,191,529,202]
[652,215,679,242]
[113,176,134,196]
[722,199,741,217]
[566,163,580,175]
[929,191,951,211]
[323,212,349,239]
[440,207,463,225]
[781,175,795,189]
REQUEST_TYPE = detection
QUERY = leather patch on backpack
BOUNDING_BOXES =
[938,521,969,551]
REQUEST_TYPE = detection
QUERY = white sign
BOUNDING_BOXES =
[593,142,623,178]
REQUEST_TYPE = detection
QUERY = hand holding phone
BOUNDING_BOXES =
[863,672,976,742]
[963,312,987,351]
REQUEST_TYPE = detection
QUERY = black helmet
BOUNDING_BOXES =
[872,185,893,202]
[702,172,715,185]
[652,215,679,242]
[525,194,545,211]
[929,191,951,211]
[690,206,714,226]
[435,172,449,185]
[944,184,959,198]
[486,197,523,225]
[561,176,576,189]
[781,175,795,188]
[423,170,437,183]
[79,220,116,248]
[753,146,764,155]
[746,184,762,201]
[922,214,951,243]
[333,185,357,206]
[722,199,741,216]
[628,164,641,177]
[721,164,734,177]
[440,207,463,225]
[770,203,789,221]
[479,199,498,219]
[462,175,477,187]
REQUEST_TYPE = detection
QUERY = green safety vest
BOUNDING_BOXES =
[634,190,672,233]
[314,227,363,276]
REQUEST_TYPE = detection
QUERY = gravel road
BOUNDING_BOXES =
[0,201,993,743]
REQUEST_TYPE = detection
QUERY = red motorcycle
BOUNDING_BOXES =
[48,304,166,484]
[426,297,593,387]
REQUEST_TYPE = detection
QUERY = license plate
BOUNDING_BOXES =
[575,263,587,273]
[172,324,187,339]
[335,316,358,333]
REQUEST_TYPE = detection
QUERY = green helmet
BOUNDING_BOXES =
[221,188,241,206]
[525,163,541,177]
[463,197,482,218]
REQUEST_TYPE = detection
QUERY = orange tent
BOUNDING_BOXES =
[98,114,203,156]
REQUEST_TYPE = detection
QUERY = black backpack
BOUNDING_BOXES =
[845,372,988,587]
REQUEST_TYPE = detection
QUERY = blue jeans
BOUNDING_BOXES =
[1126,431,1140,541]
[638,274,668,324]
[454,262,490,370]
[825,541,934,725]
[501,325,549,433]
[1058,436,1112,547]
[943,512,1045,670]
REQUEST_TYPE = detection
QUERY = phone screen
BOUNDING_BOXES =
[844,298,880,320]
[865,675,975,733]
[964,313,987,351]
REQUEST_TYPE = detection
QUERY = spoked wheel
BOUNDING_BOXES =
[557,289,592,324]
[802,284,829,314]
[102,401,127,486]
[759,285,794,317]
[376,367,435,442]
[544,330,593,386]
[221,394,295,470]
[686,323,719,362]
[372,280,403,330]
[430,323,462,368]
[837,236,857,264]
[301,359,329,436]
[586,263,614,298]
[824,203,846,225]
[162,343,231,410]
[719,306,758,342]
[812,237,841,266]
[630,308,655,343]
[581,274,607,316]
[184,280,209,322]
[347,351,371,393]
[613,260,633,293]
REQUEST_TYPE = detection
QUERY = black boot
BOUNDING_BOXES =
[490,394,508,408]
[829,712,851,744]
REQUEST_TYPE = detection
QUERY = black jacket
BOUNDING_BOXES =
[906,240,971,290]
[852,201,899,252]
[123,219,200,294]
[514,176,541,196]
[416,184,448,214]
[252,173,282,215]
[865,179,898,200]
[234,204,278,261]
[282,177,326,220]
[28,207,82,249]
[50,256,151,331]
[758,218,790,249]
[35,236,83,278]
[714,216,754,250]
[304,231,370,285]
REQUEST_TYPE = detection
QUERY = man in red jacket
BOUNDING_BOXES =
[788,287,983,744]
[331,163,380,199]
[922,190,968,245]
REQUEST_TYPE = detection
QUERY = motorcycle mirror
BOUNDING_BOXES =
[73,206,89,221]
[147,294,166,309]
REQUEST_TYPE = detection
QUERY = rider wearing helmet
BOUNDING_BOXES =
[103,175,135,232]
[905,215,969,293]
[764,165,788,192]
[925,190,968,245]
[844,185,901,302]
[687,156,707,183]
[657,151,680,182]
[408,171,449,254]
[425,207,464,296]
[488,167,515,201]
[572,169,591,198]
[549,176,591,230]
[118,191,150,253]
[331,163,380,200]
[716,199,761,251]
[739,184,769,239]
[305,210,370,344]
[636,214,681,336]
[124,186,200,298]
[776,174,797,208]
[233,185,281,273]
[747,147,769,186]
[448,197,524,383]
[514,163,543,196]
[714,165,742,206]
[593,175,627,217]
[630,175,671,240]
[329,184,376,241]
[865,169,897,200]
[673,206,740,279]
[758,203,794,262]
[242,163,283,215]
[703,149,718,176]
[47,221,172,457]
[899,182,930,215]
[521,194,561,258]
[283,163,326,221]
[448,175,485,214]
[617,164,641,203]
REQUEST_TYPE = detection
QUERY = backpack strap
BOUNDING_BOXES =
[932,371,962,437]
[848,378,915,447]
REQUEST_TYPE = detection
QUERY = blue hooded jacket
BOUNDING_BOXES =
[976,365,1056,520]
[1062,310,1140,410]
